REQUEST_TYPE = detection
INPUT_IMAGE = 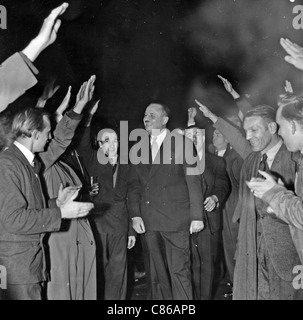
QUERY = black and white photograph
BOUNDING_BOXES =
[1,0,303,304]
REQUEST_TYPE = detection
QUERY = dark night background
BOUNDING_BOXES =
[1,0,303,134]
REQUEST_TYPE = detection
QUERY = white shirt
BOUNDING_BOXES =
[263,139,283,169]
[217,149,226,157]
[14,141,35,165]
[150,128,167,149]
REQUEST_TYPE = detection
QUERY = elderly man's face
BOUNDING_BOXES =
[98,130,118,158]
[143,103,168,135]
[243,116,273,152]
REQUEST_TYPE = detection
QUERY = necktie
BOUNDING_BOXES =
[31,157,41,174]
[258,153,269,177]
[151,136,159,162]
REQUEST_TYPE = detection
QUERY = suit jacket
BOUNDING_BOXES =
[77,127,134,236]
[0,52,38,113]
[0,145,62,284]
[128,130,205,232]
[222,145,243,218]
[203,152,230,233]
[233,144,301,299]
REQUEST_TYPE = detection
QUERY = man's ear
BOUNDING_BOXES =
[162,116,169,126]
[32,130,39,140]
[268,122,278,134]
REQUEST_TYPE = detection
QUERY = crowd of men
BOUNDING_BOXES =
[1,2,303,300]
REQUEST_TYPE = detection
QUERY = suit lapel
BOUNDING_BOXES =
[148,132,172,180]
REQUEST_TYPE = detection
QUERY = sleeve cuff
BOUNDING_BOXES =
[66,110,83,120]
[262,184,287,204]
[19,52,39,75]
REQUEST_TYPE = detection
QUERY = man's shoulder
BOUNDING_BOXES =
[0,145,26,167]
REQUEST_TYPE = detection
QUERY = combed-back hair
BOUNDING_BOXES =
[278,93,303,127]
[12,107,50,139]
[148,100,171,118]
[244,105,276,124]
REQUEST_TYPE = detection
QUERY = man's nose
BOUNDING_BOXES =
[246,131,252,140]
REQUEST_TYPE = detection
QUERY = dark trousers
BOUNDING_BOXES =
[96,232,128,300]
[190,227,221,300]
[0,283,43,300]
[143,230,192,300]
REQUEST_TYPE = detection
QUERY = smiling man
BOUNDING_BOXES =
[247,94,303,267]
[196,100,302,300]
[128,102,205,300]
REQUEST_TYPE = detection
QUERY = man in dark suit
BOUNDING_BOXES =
[0,107,94,300]
[76,103,136,300]
[128,102,205,300]
[185,126,230,300]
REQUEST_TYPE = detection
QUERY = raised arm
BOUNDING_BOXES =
[0,3,69,112]
[217,75,252,118]
[280,38,303,71]
[39,76,96,170]
[195,99,252,160]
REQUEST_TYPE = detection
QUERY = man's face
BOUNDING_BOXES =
[98,131,118,158]
[143,103,168,135]
[276,107,299,152]
[213,129,227,150]
[243,116,273,152]
[34,116,51,153]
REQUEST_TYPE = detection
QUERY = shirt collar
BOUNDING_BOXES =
[150,129,167,147]
[14,141,35,165]
[264,139,283,162]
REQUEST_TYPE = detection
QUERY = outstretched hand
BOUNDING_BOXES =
[36,3,69,50]
[22,3,69,61]
[195,99,218,124]
[55,85,72,122]
[246,170,277,199]
[217,75,240,99]
[281,38,303,71]
[284,80,294,93]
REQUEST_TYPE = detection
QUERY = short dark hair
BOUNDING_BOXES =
[278,93,303,127]
[148,101,171,118]
[12,107,50,139]
[244,105,276,124]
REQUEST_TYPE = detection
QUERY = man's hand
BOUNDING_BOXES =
[74,75,96,114]
[195,99,218,123]
[204,195,218,212]
[188,107,197,125]
[57,183,94,219]
[284,80,294,93]
[190,220,204,234]
[132,217,146,234]
[55,85,72,122]
[22,3,69,62]
[246,170,277,199]
[218,75,240,99]
[127,236,136,249]
[56,183,82,207]
[88,182,99,197]
[281,38,303,71]
[36,78,60,108]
